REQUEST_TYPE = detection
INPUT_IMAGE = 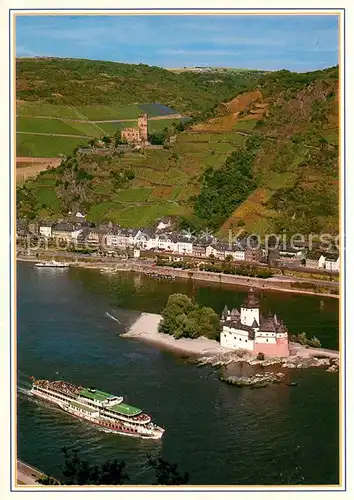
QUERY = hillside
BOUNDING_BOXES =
[17,58,261,114]
[16,57,262,158]
[16,65,339,236]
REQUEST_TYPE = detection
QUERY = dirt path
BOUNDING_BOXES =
[16,157,62,183]
[17,157,61,165]
[17,131,92,138]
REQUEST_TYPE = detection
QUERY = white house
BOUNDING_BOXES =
[318,254,340,273]
[205,244,225,259]
[176,235,194,255]
[52,222,83,242]
[155,233,178,252]
[325,256,340,272]
[39,222,53,238]
[224,244,246,261]
[106,228,141,248]
[278,244,305,260]
[155,217,172,231]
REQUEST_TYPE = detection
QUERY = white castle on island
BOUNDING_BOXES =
[220,288,290,357]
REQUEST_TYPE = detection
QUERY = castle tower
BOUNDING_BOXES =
[240,288,260,327]
[138,113,148,143]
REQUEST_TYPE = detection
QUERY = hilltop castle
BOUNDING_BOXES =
[220,289,289,357]
[121,113,150,146]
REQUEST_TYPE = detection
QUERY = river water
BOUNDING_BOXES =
[17,262,340,485]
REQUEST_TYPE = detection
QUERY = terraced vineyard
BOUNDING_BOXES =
[17,64,339,237]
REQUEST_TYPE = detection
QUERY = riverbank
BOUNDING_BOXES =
[121,313,231,356]
[16,459,45,486]
[17,254,339,298]
[122,313,340,372]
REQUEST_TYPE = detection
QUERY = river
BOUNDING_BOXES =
[17,262,340,485]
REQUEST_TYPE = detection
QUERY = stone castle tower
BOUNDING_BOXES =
[138,113,148,143]
[121,113,149,146]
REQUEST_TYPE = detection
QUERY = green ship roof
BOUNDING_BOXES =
[79,388,118,402]
[79,388,142,416]
[110,403,142,417]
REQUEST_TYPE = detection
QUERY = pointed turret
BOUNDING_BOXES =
[242,288,259,309]
[277,319,288,333]
[251,318,259,328]
[230,308,240,318]
[221,304,228,320]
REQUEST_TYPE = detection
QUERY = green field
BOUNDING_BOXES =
[148,118,182,133]
[112,187,153,203]
[233,119,258,131]
[97,121,137,136]
[17,102,145,121]
[17,116,103,137]
[77,105,144,120]
[17,102,82,119]
[104,202,189,227]
[16,133,87,157]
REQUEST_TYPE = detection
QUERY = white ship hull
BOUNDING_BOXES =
[36,260,70,268]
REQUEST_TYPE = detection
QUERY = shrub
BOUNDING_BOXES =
[256,352,265,361]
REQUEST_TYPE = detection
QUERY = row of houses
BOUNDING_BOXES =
[16,215,340,271]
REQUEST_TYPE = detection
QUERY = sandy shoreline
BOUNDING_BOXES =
[17,255,339,299]
[121,313,340,369]
[121,313,232,357]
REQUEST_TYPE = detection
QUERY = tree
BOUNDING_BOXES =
[196,306,222,340]
[37,475,60,485]
[36,448,190,486]
[61,447,129,485]
[159,294,195,335]
[147,455,189,485]
[307,336,321,348]
[101,135,111,145]
[297,332,308,345]
[114,130,124,147]
[159,294,221,340]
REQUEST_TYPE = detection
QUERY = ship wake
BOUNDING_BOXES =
[105,312,121,324]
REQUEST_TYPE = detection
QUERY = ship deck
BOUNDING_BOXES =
[69,401,98,414]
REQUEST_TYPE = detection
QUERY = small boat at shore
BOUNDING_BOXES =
[36,260,70,268]
[100,267,117,274]
[29,377,165,440]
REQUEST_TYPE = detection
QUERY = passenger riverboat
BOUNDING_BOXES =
[30,378,165,439]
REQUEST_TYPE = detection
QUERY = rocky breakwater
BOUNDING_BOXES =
[193,349,339,372]
[220,371,286,388]
[195,342,340,388]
